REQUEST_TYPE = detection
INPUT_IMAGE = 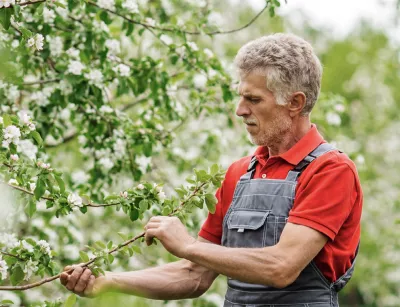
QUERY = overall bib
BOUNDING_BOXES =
[221,143,358,307]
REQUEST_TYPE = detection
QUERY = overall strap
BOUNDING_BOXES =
[240,156,258,181]
[286,143,337,182]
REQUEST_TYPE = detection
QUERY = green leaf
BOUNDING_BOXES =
[0,8,12,30]
[129,207,139,221]
[0,300,14,305]
[139,199,148,212]
[107,241,113,250]
[10,265,24,285]
[54,174,65,193]
[30,131,43,147]
[34,177,46,200]
[131,245,141,254]
[210,164,219,176]
[13,5,21,20]
[79,206,88,214]
[107,253,114,264]
[205,194,217,214]
[54,1,67,8]
[95,240,106,249]
[117,232,128,241]
[25,199,37,218]
[79,251,90,262]
[19,26,32,38]
[64,294,77,307]
[2,113,12,127]
[195,169,211,182]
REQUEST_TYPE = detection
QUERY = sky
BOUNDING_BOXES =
[247,0,399,43]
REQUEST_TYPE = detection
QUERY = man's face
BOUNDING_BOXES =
[236,73,292,147]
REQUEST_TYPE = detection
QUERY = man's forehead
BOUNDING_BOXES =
[237,73,267,94]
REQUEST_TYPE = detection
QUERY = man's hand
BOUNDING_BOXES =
[60,265,108,297]
[144,216,196,258]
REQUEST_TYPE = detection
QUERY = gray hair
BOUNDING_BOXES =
[234,33,323,115]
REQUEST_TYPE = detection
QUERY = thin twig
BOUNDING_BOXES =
[87,0,269,36]
[0,251,25,262]
[23,79,60,86]
[0,182,208,290]
[18,0,46,7]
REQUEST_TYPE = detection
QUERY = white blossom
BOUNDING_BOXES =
[67,60,85,75]
[204,48,214,58]
[17,139,38,160]
[0,255,8,280]
[326,112,341,126]
[145,17,156,27]
[43,7,56,24]
[137,183,145,190]
[157,191,166,202]
[8,178,19,186]
[0,0,15,8]
[68,193,83,207]
[105,39,121,54]
[21,240,34,253]
[30,88,53,106]
[0,116,3,125]
[71,170,89,185]
[23,258,39,281]
[99,105,114,113]
[59,108,71,121]
[112,63,131,77]
[7,85,19,102]
[3,125,21,147]
[98,157,114,170]
[160,34,173,46]
[355,154,365,165]
[84,69,103,87]
[120,191,128,198]
[66,47,80,58]
[48,36,64,57]
[187,41,199,51]
[11,39,19,49]
[28,34,44,51]
[10,154,19,161]
[113,138,126,159]
[37,240,52,257]
[29,182,36,191]
[135,155,151,173]
[193,74,207,89]
[334,104,345,113]
[208,69,218,78]
[97,0,115,10]
[122,0,139,13]
[37,161,51,169]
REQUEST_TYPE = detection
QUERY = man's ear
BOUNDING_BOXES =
[287,92,306,117]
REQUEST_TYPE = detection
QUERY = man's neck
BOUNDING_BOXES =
[268,120,312,157]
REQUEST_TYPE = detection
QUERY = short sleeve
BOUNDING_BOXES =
[288,157,359,241]
[198,186,224,244]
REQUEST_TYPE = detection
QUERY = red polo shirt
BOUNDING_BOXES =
[199,125,362,282]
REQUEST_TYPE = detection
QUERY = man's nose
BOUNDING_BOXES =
[236,98,251,117]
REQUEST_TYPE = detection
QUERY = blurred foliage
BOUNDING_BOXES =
[0,0,399,306]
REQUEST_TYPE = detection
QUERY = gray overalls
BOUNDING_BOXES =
[221,143,358,307]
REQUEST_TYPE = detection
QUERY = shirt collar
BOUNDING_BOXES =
[253,124,325,166]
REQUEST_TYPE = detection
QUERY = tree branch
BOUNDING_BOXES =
[18,0,46,7]
[0,251,25,262]
[23,79,60,86]
[87,0,269,36]
[0,182,208,290]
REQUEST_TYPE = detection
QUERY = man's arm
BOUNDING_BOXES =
[60,237,219,299]
[145,217,328,288]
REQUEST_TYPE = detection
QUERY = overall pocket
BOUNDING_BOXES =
[226,209,270,248]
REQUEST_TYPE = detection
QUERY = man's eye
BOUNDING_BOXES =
[249,98,260,103]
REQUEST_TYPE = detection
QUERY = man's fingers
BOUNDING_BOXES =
[74,269,92,293]
[83,275,96,297]
[66,266,84,291]
[145,229,158,246]
[63,265,72,272]
[60,272,69,286]
[144,222,160,230]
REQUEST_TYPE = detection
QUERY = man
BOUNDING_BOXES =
[61,33,362,307]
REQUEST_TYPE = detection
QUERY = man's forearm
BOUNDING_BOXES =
[104,259,215,300]
[184,241,288,288]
